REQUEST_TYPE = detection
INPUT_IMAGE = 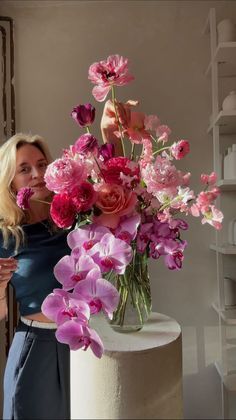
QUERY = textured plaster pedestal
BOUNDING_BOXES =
[70,312,183,419]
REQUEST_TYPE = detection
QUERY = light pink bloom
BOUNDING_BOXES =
[201,205,223,230]
[16,187,34,210]
[74,269,119,319]
[156,125,171,143]
[144,115,160,132]
[44,157,86,193]
[200,172,217,185]
[88,232,133,274]
[56,319,104,358]
[88,54,134,102]
[171,140,190,160]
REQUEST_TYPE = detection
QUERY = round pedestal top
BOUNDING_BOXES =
[89,312,181,353]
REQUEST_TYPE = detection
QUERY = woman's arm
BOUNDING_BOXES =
[0,257,17,321]
[100,99,137,156]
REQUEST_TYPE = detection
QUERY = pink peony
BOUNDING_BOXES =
[16,187,34,210]
[103,157,140,186]
[88,54,134,102]
[44,157,86,194]
[50,193,76,228]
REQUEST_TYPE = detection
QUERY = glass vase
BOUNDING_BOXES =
[109,250,152,333]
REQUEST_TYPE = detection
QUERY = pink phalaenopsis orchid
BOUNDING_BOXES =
[88,232,133,274]
[67,225,110,251]
[56,319,104,358]
[88,54,134,102]
[74,269,119,319]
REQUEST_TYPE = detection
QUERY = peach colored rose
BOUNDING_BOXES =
[94,183,137,228]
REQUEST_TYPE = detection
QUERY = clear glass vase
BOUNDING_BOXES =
[109,250,152,333]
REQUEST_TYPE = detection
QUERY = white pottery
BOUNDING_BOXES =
[222,91,236,111]
[217,19,236,43]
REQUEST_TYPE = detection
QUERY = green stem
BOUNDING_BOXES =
[130,143,135,161]
[86,126,91,134]
[152,146,171,156]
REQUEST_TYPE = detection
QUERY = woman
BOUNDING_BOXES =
[0,100,129,419]
[0,133,71,419]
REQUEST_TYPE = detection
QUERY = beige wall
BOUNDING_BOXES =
[0,0,236,418]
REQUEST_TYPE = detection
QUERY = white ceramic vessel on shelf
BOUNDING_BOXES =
[217,19,236,43]
[222,91,236,112]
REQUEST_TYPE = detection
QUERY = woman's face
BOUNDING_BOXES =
[11,144,50,200]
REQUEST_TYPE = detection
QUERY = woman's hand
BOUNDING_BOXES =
[100,99,138,156]
[0,257,18,298]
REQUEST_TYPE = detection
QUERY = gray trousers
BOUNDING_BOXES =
[3,320,70,420]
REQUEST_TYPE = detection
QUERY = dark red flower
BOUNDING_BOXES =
[103,157,140,186]
[50,193,76,228]
[71,181,97,212]
[71,103,95,127]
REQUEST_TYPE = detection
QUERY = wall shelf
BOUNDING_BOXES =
[212,302,236,325]
[206,42,236,77]
[215,361,236,392]
[217,179,236,191]
[207,110,236,134]
[210,244,236,254]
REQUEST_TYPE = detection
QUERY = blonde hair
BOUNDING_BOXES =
[0,133,53,250]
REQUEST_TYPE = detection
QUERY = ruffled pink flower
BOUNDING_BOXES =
[50,193,76,228]
[16,187,34,210]
[156,125,171,143]
[44,157,86,194]
[144,115,160,132]
[88,54,134,102]
[171,140,190,160]
[71,181,97,212]
[74,134,98,156]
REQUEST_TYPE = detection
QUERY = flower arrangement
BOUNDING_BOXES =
[17,54,223,358]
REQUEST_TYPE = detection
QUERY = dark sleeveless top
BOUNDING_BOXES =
[0,220,71,316]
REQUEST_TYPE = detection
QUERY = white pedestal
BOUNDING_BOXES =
[71,312,183,419]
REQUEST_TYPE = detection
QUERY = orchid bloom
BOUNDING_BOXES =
[67,225,110,251]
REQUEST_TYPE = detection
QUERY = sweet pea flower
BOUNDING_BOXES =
[16,187,34,210]
[156,125,171,143]
[201,205,223,230]
[171,140,190,160]
[56,319,104,358]
[88,54,134,102]
[74,269,119,319]
[71,103,95,127]
[54,254,101,291]
[200,172,217,185]
[88,232,133,274]
[74,133,99,156]
[144,115,160,132]
[44,157,87,193]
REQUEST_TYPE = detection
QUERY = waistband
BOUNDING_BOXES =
[20,316,57,329]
